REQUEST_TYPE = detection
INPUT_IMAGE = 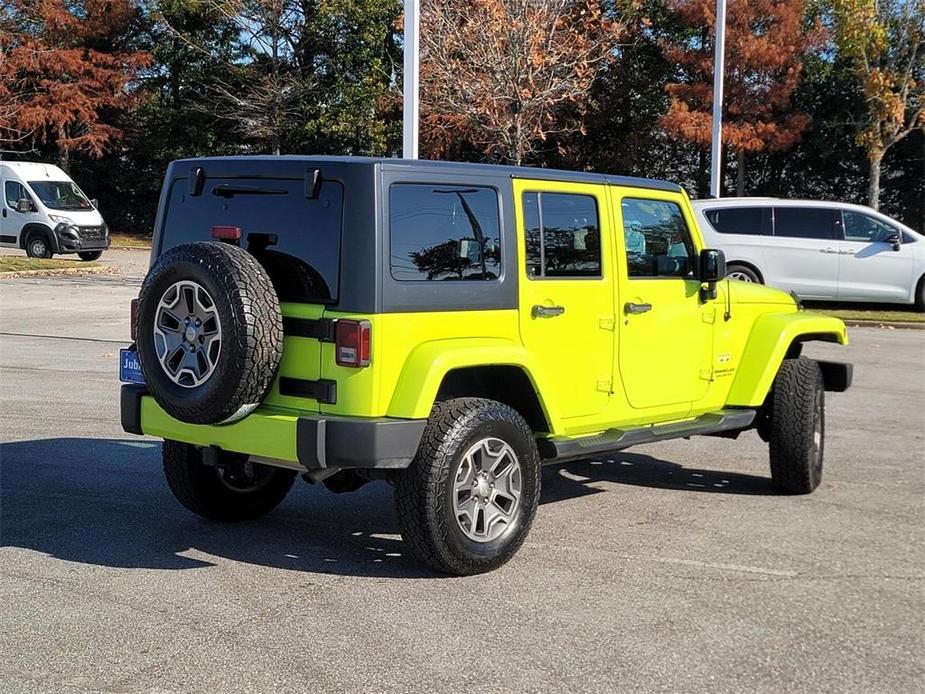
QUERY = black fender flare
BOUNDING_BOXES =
[20,223,59,254]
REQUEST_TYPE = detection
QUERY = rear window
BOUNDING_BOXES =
[160,177,343,303]
[703,207,768,235]
[773,207,839,240]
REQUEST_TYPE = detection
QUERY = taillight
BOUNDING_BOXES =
[211,225,241,241]
[130,298,139,342]
[335,319,371,367]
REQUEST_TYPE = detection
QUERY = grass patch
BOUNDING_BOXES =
[109,232,152,249]
[0,257,91,273]
[807,308,924,324]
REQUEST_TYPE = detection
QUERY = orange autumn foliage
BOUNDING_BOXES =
[661,0,822,155]
[0,0,149,166]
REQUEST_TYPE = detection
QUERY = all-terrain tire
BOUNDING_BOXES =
[78,251,103,261]
[136,241,282,424]
[767,357,825,494]
[395,398,541,575]
[163,440,296,521]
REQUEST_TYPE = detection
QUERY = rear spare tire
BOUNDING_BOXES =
[136,241,282,424]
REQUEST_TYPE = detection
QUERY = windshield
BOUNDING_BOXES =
[27,180,93,211]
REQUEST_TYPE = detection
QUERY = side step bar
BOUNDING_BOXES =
[537,408,757,463]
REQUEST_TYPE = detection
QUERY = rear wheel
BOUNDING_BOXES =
[767,357,825,494]
[25,233,52,259]
[78,251,103,261]
[163,440,296,521]
[726,263,761,283]
[915,275,924,312]
[395,398,541,575]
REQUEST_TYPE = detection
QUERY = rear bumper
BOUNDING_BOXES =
[121,385,426,470]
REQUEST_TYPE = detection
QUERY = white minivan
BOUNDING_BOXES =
[692,198,925,310]
[0,161,110,260]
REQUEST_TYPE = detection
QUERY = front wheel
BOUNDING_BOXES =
[25,234,52,259]
[767,357,825,494]
[78,251,103,261]
[163,440,296,521]
[395,398,541,575]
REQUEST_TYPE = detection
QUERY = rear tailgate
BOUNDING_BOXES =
[157,169,344,413]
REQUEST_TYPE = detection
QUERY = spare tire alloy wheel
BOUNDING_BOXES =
[154,280,222,388]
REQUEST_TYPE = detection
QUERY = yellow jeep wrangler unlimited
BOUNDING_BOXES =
[120,156,851,575]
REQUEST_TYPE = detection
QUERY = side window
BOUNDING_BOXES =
[390,184,501,281]
[522,192,601,278]
[773,207,838,240]
[4,181,25,209]
[842,210,898,243]
[703,207,769,235]
[621,198,696,279]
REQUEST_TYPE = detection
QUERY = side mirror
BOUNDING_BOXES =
[90,198,98,209]
[16,198,32,213]
[887,232,901,252]
[698,248,726,301]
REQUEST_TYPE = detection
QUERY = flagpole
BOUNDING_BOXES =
[402,0,420,159]
[710,0,726,197]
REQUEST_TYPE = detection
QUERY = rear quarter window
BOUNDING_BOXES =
[703,207,769,235]
[159,178,343,303]
[389,184,501,281]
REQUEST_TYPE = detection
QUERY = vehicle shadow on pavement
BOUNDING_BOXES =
[540,451,778,502]
[0,438,776,577]
[0,438,435,578]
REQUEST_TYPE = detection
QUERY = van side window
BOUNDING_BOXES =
[4,181,26,209]
[773,207,839,240]
[703,207,769,235]
[842,211,898,243]
[522,192,601,278]
[390,184,501,281]
[621,198,695,279]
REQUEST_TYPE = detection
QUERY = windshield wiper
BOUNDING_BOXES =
[212,185,287,198]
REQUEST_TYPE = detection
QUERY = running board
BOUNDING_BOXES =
[537,408,757,463]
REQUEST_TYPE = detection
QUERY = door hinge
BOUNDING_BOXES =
[699,368,713,381]
[702,308,716,325]
[596,379,612,393]
[599,317,615,331]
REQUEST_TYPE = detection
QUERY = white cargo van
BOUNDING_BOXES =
[0,161,110,260]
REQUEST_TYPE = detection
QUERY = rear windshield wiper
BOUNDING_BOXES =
[212,185,288,198]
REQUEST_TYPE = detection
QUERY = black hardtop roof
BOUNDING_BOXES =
[168,155,683,194]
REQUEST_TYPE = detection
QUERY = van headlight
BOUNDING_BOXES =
[49,214,74,225]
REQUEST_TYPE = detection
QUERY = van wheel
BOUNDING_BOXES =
[767,357,825,494]
[26,233,52,259]
[726,264,761,283]
[162,441,296,521]
[915,275,925,312]
[395,398,541,575]
[78,251,103,261]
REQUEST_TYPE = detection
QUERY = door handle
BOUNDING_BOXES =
[819,247,838,254]
[531,304,565,318]
[624,302,652,315]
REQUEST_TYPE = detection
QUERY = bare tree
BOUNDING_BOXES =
[420,0,624,165]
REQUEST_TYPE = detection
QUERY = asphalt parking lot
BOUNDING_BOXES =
[1,250,923,693]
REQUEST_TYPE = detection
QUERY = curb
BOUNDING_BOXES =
[0,265,116,279]
[843,320,925,330]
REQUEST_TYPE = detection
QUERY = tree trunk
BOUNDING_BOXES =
[868,149,884,210]
[696,147,707,198]
[736,149,745,196]
[57,126,69,172]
